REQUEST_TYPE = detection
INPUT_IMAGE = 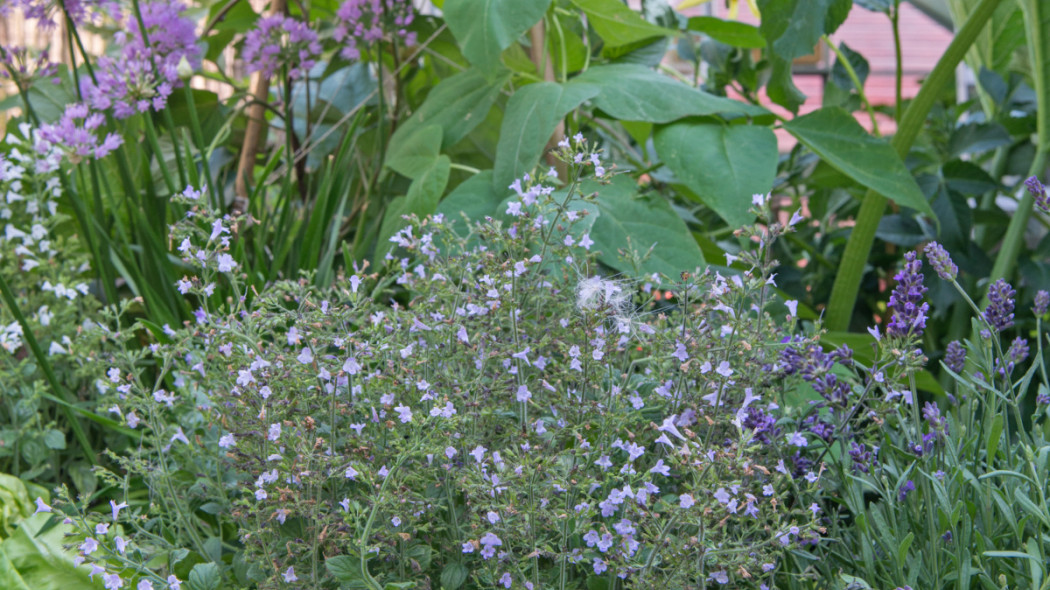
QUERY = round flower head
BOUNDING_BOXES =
[242,15,322,80]
[334,0,417,60]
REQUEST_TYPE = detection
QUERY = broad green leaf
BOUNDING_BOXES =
[326,555,371,589]
[653,120,776,228]
[571,64,769,123]
[387,126,442,181]
[436,171,503,235]
[493,81,599,191]
[440,563,469,590]
[585,176,705,280]
[686,17,765,48]
[0,514,97,590]
[406,156,452,216]
[571,0,675,47]
[187,562,221,590]
[444,0,552,75]
[385,69,509,178]
[758,0,851,62]
[783,107,935,217]
[42,430,64,451]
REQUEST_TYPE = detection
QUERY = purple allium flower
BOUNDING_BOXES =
[886,252,928,338]
[897,479,915,501]
[0,45,58,90]
[334,0,417,60]
[37,103,123,164]
[1026,176,1050,214]
[944,340,966,374]
[923,241,957,281]
[1035,290,1050,316]
[2,0,113,30]
[983,278,1016,332]
[82,0,200,118]
[242,16,321,80]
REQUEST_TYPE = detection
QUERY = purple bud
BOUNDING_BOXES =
[944,340,966,374]
[1026,176,1050,214]
[1035,290,1049,316]
[886,252,929,338]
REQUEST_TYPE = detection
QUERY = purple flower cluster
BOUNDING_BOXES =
[242,15,321,81]
[1026,176,1050,214]
[944,340,966,374]
[1035,290,1049,317]
[82,0,200,118]
[886,252,928,338]
[983,278,1016,332]
[923,241,957,281]
[0,45,58,90]
[780,343,852,409]
[37,103,123,163]
[334,0,417,60]
[0,0,115,30]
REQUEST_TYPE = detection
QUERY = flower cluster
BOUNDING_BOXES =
[242,15,321,80]
[37,103,122,163]
[82,0,200,118]
[0,45,58,91]
[984,278,1016,332]
[886,251,928,338]
[334,0,417,60]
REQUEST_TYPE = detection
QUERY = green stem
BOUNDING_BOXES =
[986,150,1049,291]
[825,0,1004,331]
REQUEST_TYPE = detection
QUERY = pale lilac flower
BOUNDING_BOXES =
[34,497,51,513]
[679,493,695,508]
[242,16,321,80]
[394,404,412,423]
[37,103,122,163]
[218,433,236,449]
[283,566,297,583]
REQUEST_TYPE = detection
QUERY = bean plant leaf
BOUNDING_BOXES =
[686,17,765,48]
[783,107,935,217]
[385,68,509,178]
[440,563,469,590]
[571,64,769,123]
[326,555,371,589]
[653,120,777,228]
[444,0,552,75]
[570,0,676,48]
[585,176,705,280]
[493,81,599,192]
[436,171,503,235]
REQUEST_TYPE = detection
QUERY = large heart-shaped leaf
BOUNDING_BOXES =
[586,176,705,280]
[571,64,769,123]
[493,81,599,192]
[444,0,552,76]
[570,0,675,48]
[654,120,777,228]
[385,68,508,178]
[783,107,935,217]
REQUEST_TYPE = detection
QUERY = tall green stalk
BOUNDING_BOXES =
[825,0,1004,332]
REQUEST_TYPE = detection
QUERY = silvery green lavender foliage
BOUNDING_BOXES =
[0,125,104,477]
[775,241,1050,590]
[62,145,822,590]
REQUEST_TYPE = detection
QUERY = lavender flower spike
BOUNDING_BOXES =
[1034,290,1049,317]
[923,241,957,281]
[983,278,1016,332]
[1025,176,1050,214]
[886,251,929,338]
[944,340,966,374]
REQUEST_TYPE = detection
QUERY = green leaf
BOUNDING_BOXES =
[1013,488,1050,527]
[686,17,765,48]
[436,171,503,236]
[653,120,777,228]
[326,555,371,589]
[406,156,452,216]
[898,532,914,569]
[766,55,806,113]
[440,563,469,590]
[374,196,413,265]
[758,0,850,61]
[444,0,552,75]
[385,69,508,178]
[571,64,769,123]
[987,413,1003,461]
[783,107,935,217]
[585,176,705,279]
[571,0,675,47]
[187,562,221,590]
[42,430,64,451]
[493,81,599,191]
